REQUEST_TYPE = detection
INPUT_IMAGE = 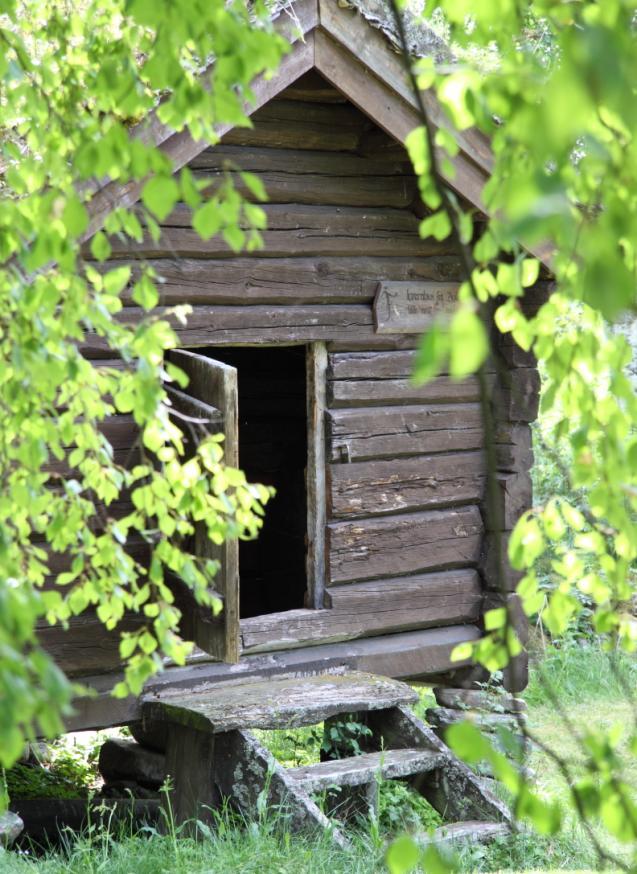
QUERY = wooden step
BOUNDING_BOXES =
[428,820,511,847]
[288,748,444,792]
[142,670,418,733]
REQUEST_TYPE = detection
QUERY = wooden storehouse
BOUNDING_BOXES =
[45,0,542,735]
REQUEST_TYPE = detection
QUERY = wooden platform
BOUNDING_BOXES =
[141,670,417,733]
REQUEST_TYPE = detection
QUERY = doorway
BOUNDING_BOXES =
[201,346,308,618]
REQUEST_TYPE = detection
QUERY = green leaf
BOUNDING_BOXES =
[449,308,489,378]
[193,200,222,240]
[104,265,132,296]
[62,195,89,237]
[90,231,111,262]
[386,835,421,874]
[142,176,179,222]
[132,273,159,309]
[413,323,449,384]
[420,210,452,242]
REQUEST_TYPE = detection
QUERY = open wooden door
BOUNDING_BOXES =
[166,349,240,663]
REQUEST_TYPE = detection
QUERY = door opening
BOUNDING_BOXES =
[201,346,308,618]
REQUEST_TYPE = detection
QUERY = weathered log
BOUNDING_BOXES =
[111,255,463,307]
[494,472,533,530]
[327,404,484,462]
[83,304,376,353]
[329,374,482,407]
[480,531,524,593]
[10,799,159,844]
[189,144,417,208]
[495,368,541,423]
[483,592,529,693]
[327,506,483,584]
[240,570,482,652]
[35,611,146,677]
[427,821,511,847]
[328,451,486,518]
[129,720,169,754]
[328,349,421,380]
[103,204,447,260]
[98,738,166,789]
[220,97,370,151]
[425,706,523,735]
[433,687,527,714]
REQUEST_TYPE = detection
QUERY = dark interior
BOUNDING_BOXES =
[202,346,308,618]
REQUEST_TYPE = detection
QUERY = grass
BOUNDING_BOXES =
[2,642,635,873]
[2,814,385,874]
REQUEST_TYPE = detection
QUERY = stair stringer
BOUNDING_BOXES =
[365,705,513,826]
[213,728,350,849]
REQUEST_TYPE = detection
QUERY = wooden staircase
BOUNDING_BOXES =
[140,670,511,847]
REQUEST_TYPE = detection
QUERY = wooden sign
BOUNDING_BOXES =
[373,281,459,334]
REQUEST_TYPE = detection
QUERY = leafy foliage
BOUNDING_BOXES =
[0,0,286,767]
[388,0,637,867]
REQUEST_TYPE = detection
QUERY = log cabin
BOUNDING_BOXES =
[43,0,543,735]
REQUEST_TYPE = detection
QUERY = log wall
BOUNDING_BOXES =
[46,73,539,686]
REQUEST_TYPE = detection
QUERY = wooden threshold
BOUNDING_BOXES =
[64,625,480,733]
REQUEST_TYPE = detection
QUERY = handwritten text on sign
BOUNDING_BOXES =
[373,281,459,334]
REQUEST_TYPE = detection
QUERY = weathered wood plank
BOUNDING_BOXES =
[278,70,347,103]
[36,611,146,677]
[142,670,417,733]
[327,506,483,584]
[113,255,463,307]
[189,144,417,207]
[289,748,444,792]
[329,373,481,407]
[169,349,240,664]
[328,452,486,518]
[83,305,376,352]
[327,404,484,461]
[240,569,482,652]
[306,343,328,609]
[221,98,371,151]
[102,204,446,260]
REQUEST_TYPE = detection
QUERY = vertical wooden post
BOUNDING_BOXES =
[164,725,218,833]
[306,342,328,609]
